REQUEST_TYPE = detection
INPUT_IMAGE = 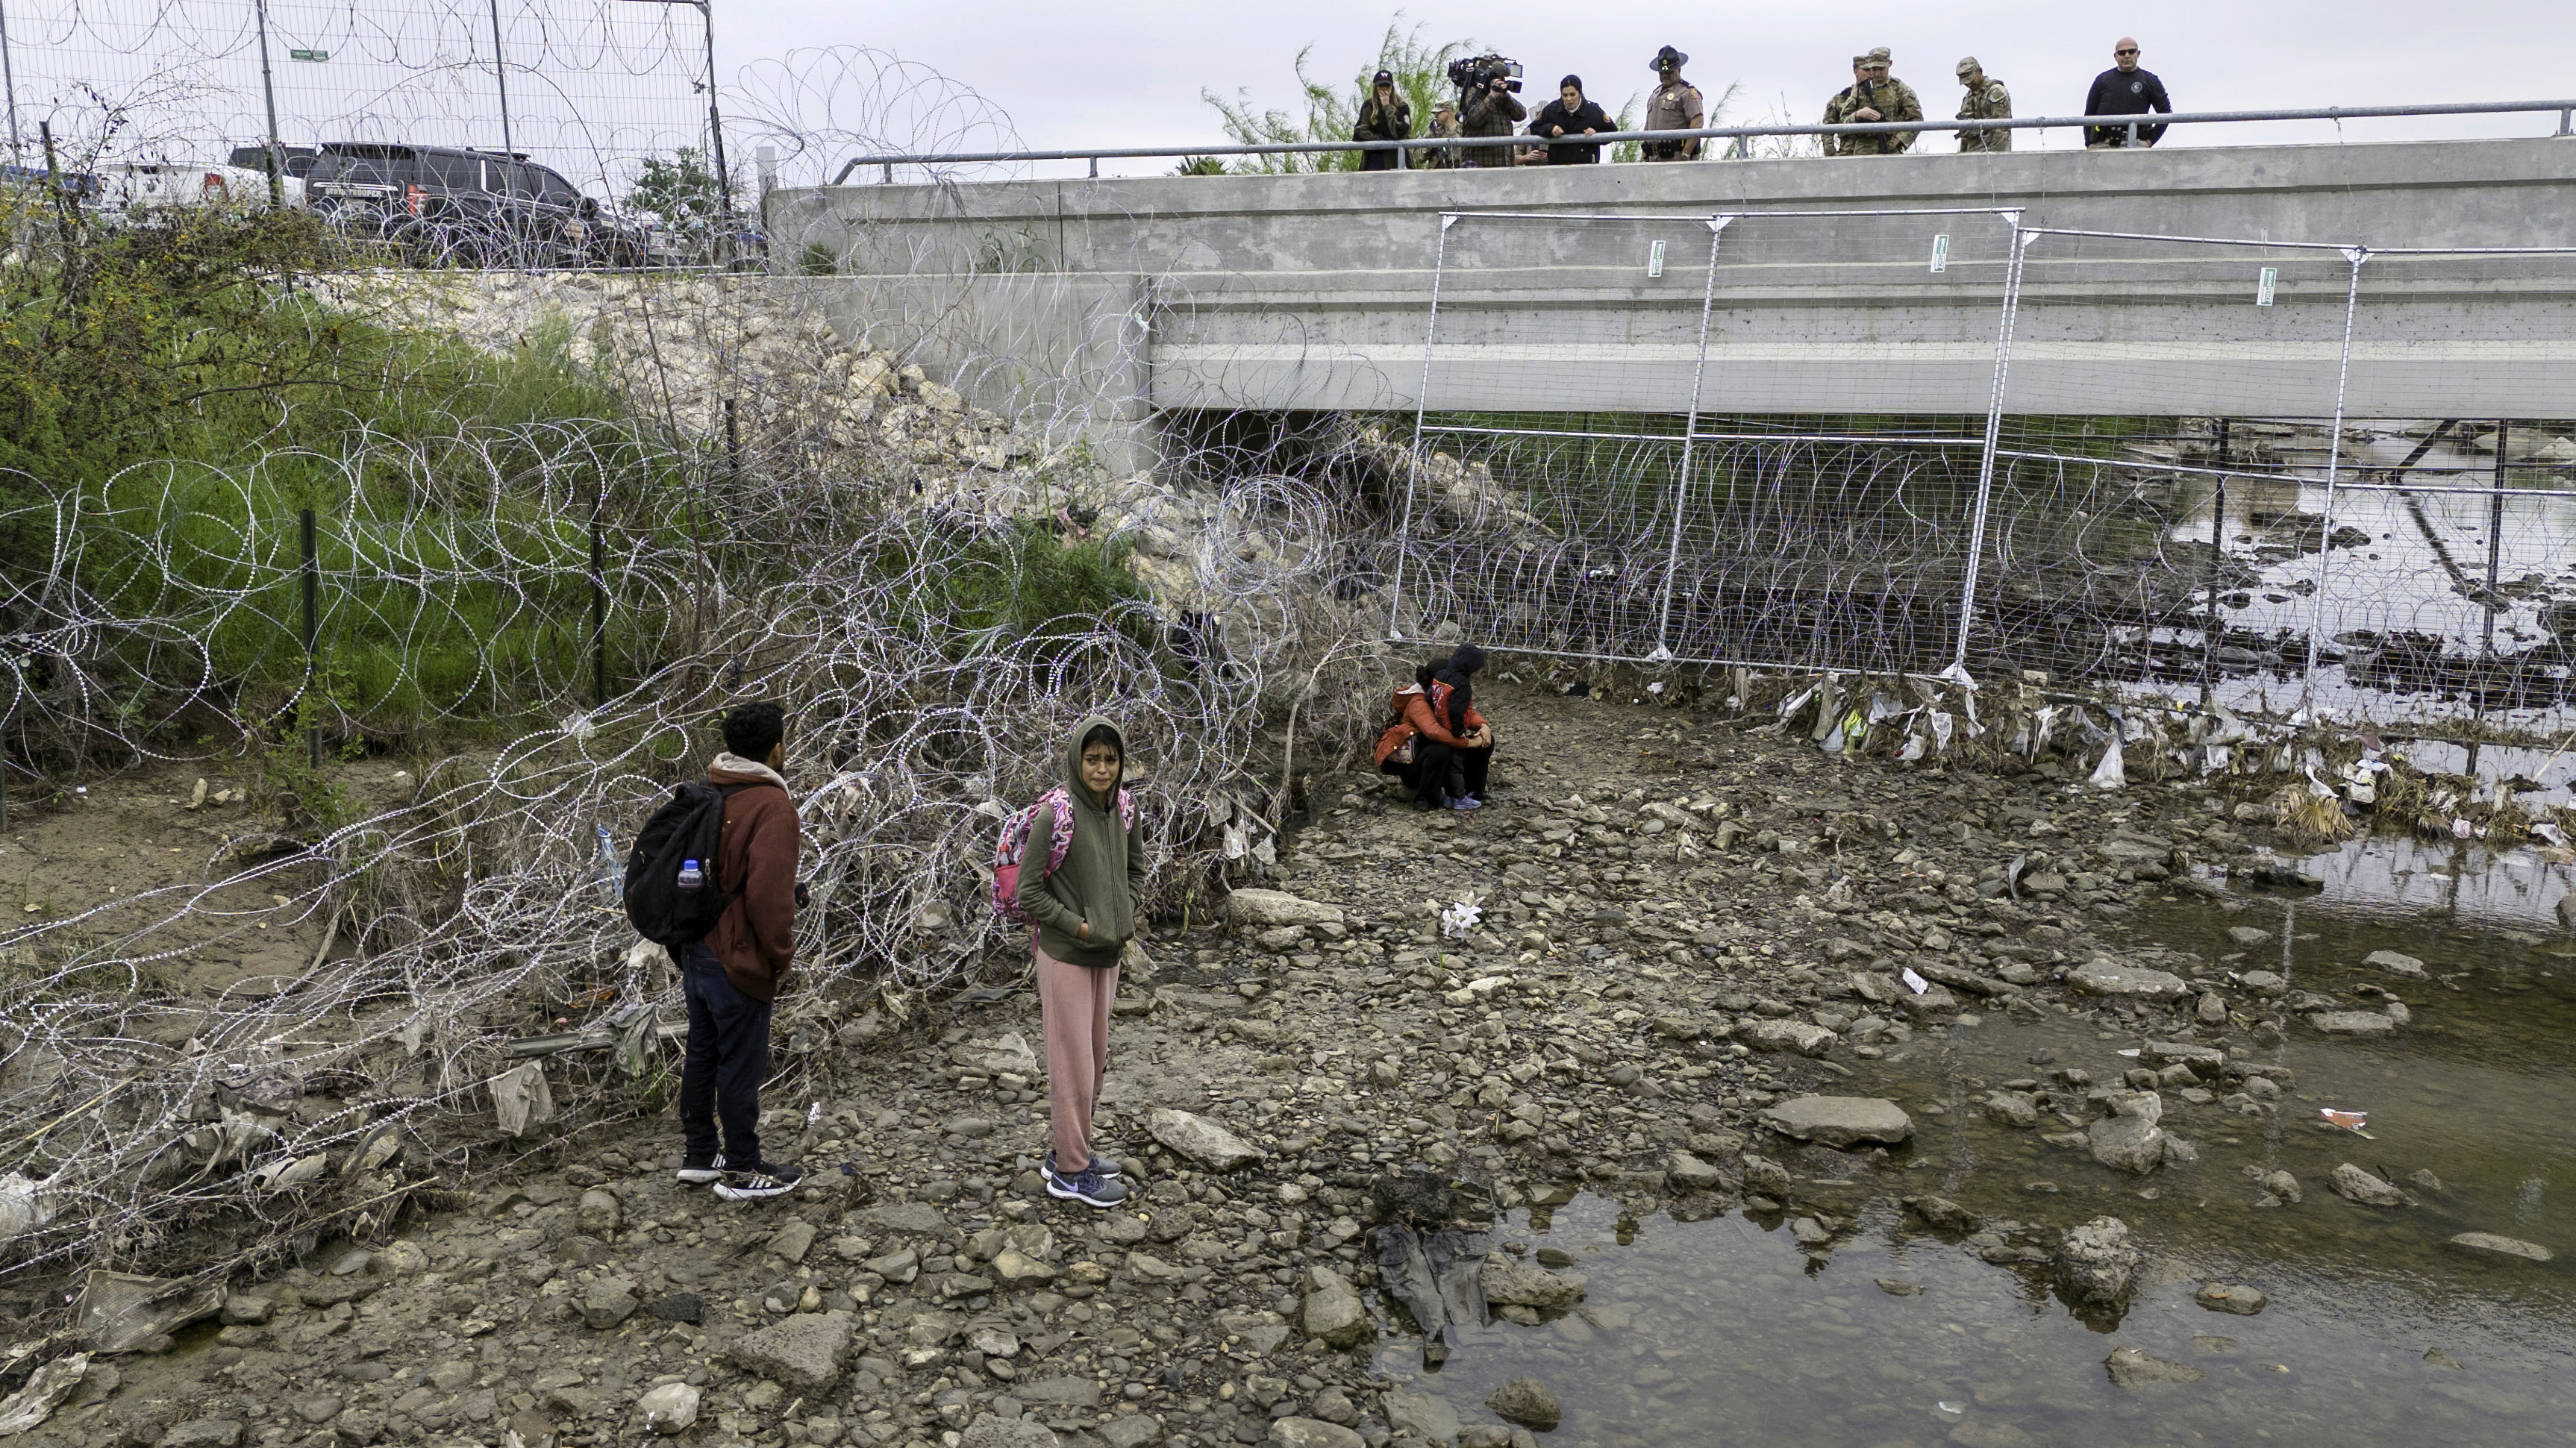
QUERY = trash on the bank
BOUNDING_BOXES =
[1901,968,1931,994]
[0,1352,89,1435]
[1439,900,1483,939]
[2089,736,2126,790]
[1933,1401,1967,1418]
[2319,1109,2369,1132]
[2116,1048,2141,1058]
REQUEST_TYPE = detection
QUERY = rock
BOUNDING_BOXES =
[1666,1150,1723,1189]
[860,1202,951,1235]
[2259,1170,2301,1204]
[647,1293,702,1324]
[960,1420,1061,1448]
[2239,970,2286,994]
[637,1384,700,1435]
[1254,925,1310,953]
[2225,926,2275,947]
[2310,1011,2398,1037]
[1485,1378,1560,1431]
[1907,1196,1981,1232]
[1301,1267,1372,1350]
[1267,1420,1363,1448]
[2408,1168,2442,1192]
[2054,1216,2140,1309]
[769,1219,818,1263]
[1741,1020,1836,1057]
[1015,1378,1104,1409]
[74,1272,227,1353]
[2194,1283,2266,1315]
[1147,1109,1265,1169]
[1383,1391,1462,1444]
[582,1279,638,1330]
[992,1248,1057,1285]
[1211,1308,1292,1357]
[577,1188,622,1236]
[2089,1091,2168,1175]
[1097,1417,1163,1448]
[2103,1346,2204,1387]
[1981,1091,2040,1128]
[1308,1388,1358,1427]
[1741,1156,1791,1200]
[2330,1163,2407,1207]
[2363,950,2427,977]
[2137,1040,2225,1074]
[725,1309,853,1391]
[1759,1095,1912,1147]
[218,1296,272,1326]
[160,1421,245,1448]
[863,1248,919,1284]
[1480,1257,1585,1310]
[2448,1232,2553,1262]
[1125,1253,1186,1283]
[1226,889,1345,928]
[2196,991,2230,1025]
[2066,962,2192,998]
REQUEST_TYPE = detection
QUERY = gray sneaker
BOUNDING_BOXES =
[1045,1149,1122,1179]
[1044,1162,1129,1209]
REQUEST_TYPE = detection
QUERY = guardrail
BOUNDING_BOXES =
[831,98,2576,183]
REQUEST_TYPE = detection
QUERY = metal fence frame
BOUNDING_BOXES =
[1388,207,2576,732]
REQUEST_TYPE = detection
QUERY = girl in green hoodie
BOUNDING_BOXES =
[1019,715,1147,1208]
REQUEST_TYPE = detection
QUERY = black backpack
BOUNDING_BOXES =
[623,780,764,950]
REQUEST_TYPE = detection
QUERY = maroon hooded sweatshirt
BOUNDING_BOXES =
[703,752,801,1000]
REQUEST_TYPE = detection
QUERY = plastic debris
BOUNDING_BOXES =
[491,1061,557,1137]
[1439,899,1484,940]
[0,1352,89,1435]
[2089,736,2126,791]
[2319,1109,2369,1132]
[1901,967,1931,994]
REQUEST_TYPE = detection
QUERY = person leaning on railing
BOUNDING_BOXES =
[1531,75,1619,164]
[1642,45,1706,160]
[1823,47,1922,155]
[1462,72,1528,166]
[1354,69,1413,172]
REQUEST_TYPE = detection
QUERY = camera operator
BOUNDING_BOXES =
[1531,75,1616,165]
[1460,63,1527,168]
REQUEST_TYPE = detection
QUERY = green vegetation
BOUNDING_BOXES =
[622,146,736,248]
[1203,19,1478,174]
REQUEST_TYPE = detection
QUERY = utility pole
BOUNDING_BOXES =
[0,0,22,162]
[489,0,516,157]
[693,0,732,222]
[250,0,287,206]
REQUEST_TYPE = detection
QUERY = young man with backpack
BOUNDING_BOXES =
[634,701,804,1200]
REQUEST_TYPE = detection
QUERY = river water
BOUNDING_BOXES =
[1380,860,2576,1446]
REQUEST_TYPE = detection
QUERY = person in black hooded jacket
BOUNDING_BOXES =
[1531,76,1618,164]
[1431,644,1497,806]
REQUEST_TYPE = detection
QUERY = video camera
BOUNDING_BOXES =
[1446,54,1523,106]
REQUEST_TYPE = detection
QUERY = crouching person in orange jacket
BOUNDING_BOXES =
[1374,644,1495,812]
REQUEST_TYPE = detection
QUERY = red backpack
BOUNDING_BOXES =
[992,786,1137,926]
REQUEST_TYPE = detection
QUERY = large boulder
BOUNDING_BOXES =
[1480,1258,1584,1310]
[1225,890,1345,928]
[725,1310,853,1391]
[1300,1268,1372,1350]
[2310,1012,2398,1037]
[2330,1163,2407,1207]
[1147,1109,1265,1170]
[2088,1092,2169,1175]
[1486,1377,1561,1431]
[1741,1020,1837,1058]
[1381,1391,1460,1444]
[2449,1232,2553,1262]
[1758,1096,1913,1148]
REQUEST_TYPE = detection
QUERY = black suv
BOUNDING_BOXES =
[235,142,646,267]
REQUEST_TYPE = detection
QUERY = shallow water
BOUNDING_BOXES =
[1387,890,2576,1445]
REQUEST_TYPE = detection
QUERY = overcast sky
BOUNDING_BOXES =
[717,0,2567,176]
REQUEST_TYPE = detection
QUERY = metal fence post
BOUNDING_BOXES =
[590,483,608,707]
[2202,418,2229,706]
[487,0,516,157]
[1948,219,2028,680]
[2298,248,2370,709]
[301,507,322,768]
[0,0,23,160]
[1648,216,1731,662]
[1389,213,1457,644]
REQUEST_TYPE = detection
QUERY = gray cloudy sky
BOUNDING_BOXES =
[721,0,2563,175]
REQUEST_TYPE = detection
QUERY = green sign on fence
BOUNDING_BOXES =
[289,48,328,62]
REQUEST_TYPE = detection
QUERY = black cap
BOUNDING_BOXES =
[1372,69,1394,87]
[1652,45,1688,72]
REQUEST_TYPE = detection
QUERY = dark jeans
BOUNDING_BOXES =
[1383,739,1492,805]
[680,942,772,1167]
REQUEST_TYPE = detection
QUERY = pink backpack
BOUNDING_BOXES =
[992,786,1137,926]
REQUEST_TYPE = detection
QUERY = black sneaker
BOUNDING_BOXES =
[713,1162,802,1201]
[1045,1149,1122,1179]
[675,1152,727,1185]
[1043,1162,1129,1209]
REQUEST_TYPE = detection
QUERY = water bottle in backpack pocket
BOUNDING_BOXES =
[624,780,758,949]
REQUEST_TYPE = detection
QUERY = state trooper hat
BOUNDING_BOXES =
[1651,45,1688,72]
[1955,56,1982,78]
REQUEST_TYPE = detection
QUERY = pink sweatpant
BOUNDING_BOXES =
[1035,944,1118,1172]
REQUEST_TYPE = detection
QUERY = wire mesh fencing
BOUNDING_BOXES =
[1394,209,2576,739]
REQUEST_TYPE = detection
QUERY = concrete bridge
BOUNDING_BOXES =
[768,138,2576,464]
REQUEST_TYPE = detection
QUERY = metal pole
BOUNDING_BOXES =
[696,1,731,219]
[1649,216,1729,662]
[1948,220,2028,680]
[591,484,608,706]
[1389,215,1457,643]
[0,0,23,161]
[2298,249,2369,707]
[250,0,286,207]
[2475,420,2510,751]
[2202,418,2229,706]
[488,0,516,157]
[301,507,322,769]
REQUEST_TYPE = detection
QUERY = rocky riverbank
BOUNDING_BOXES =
[20,680,2431,1448]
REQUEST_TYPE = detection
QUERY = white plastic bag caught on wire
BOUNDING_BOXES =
[1440,899,1484,940]
[492,1062,556,1138]
[2089,735,2126,791]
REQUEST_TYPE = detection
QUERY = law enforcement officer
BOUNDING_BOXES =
[1823,47,1922,156]
[1954,56,2012,152]
[2084,37,2172,148]
[1642,44,1705,161]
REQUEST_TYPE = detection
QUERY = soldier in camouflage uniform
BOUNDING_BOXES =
[1822,48,1922,156]
[1954,56,2012,152]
